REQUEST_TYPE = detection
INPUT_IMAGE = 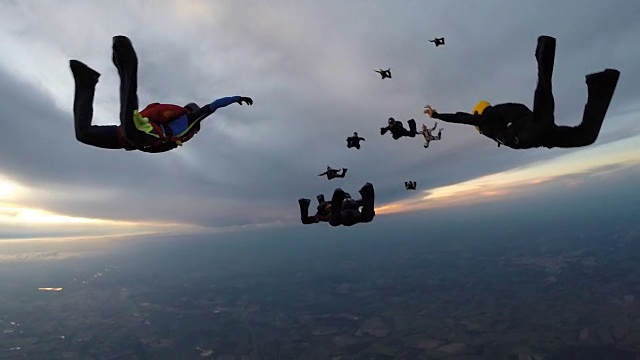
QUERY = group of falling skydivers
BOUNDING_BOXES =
[69,35,620,227]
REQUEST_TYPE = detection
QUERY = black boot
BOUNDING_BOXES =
[535,35,556,80]
[70,60,100,85]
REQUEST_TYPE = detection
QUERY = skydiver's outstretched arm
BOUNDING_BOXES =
[318,171,328,176]
[359,137,366,141]
[380,126,390,135]
[184,96,252,128]
[430,122,438,132]
[432,111,484,126]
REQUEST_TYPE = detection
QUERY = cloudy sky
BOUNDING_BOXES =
[0,0,639,242]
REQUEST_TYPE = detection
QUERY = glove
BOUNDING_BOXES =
[238,96,253,105]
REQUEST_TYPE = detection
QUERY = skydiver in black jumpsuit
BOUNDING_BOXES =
[374,68,392,79]
[380,118,418,140]
[347,132,366,149]
[298,195,332,224]
[429,38,445,47]
[318,166,348,180]
[327,183,376,227]
[423,36,620,149]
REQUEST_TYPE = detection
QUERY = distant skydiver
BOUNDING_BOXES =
[318,166,348,180]
[374,68,392,79]
[70,35,254,153]
[298,183,375,226]
[418,122,443,148]
[298,194,333,224]
[380,118,418,140]
[346,132,366,149]
[429,37,445,47]
[423,36,620,149]
[404,181,417,190]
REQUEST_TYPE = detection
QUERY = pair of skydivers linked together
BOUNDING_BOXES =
[404,181,417,190]
[298,183,375,227]
[423,36,620,150]
[70,35,254,153]
[380,118,444,147]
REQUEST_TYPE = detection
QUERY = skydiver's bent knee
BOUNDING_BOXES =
[75,128,122,150]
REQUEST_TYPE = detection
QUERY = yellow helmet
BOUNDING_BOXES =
[472,100,491,115]
[472,100,491,133]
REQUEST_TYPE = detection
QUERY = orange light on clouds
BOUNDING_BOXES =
[376,134,640,216]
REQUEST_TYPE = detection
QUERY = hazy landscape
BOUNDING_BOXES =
[1,185,639,360]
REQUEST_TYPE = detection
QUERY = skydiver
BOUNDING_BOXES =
[423,36,620,149]
[70,35,254,153]
[429,37,445,47]
[404,181,417,190]
[346,132,366,149]
[328,183,376,227]
[318,166,348,180]
[374,68,392,79]
[298,193,360,224]
[418,122,443,148]
[380,118,418,140]
[298,195,332,224]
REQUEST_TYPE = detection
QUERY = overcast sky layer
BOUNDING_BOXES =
[0,0,638,240]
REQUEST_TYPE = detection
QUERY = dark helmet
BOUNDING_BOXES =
[184,102,200,113]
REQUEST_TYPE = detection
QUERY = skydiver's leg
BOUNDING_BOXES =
[531,36,557,135]
[111,35,145,145]
[423,140,430,148]
[407,119,417,137]
[70,60,123,149]
[337,168,347,178]
[329,188,346,226]
[358,183,375,223]
[544,69,620,148]
[298,199,318,224]
[355,143,361,149]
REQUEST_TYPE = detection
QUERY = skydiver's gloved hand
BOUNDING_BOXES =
[423,105,437,118]
[237,97,253,105]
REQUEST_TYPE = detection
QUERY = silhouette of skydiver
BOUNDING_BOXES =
[327,182,376,227]
[346,132,366,149]
[429,37,445,47]
[423,36,620,149]
[404,181,417,190]
[418,122,443,148]
[380,118,418,140]
[70,35,254,153]
[298,194,332,224]
[318,166,348,180]
[374,68,392,79]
